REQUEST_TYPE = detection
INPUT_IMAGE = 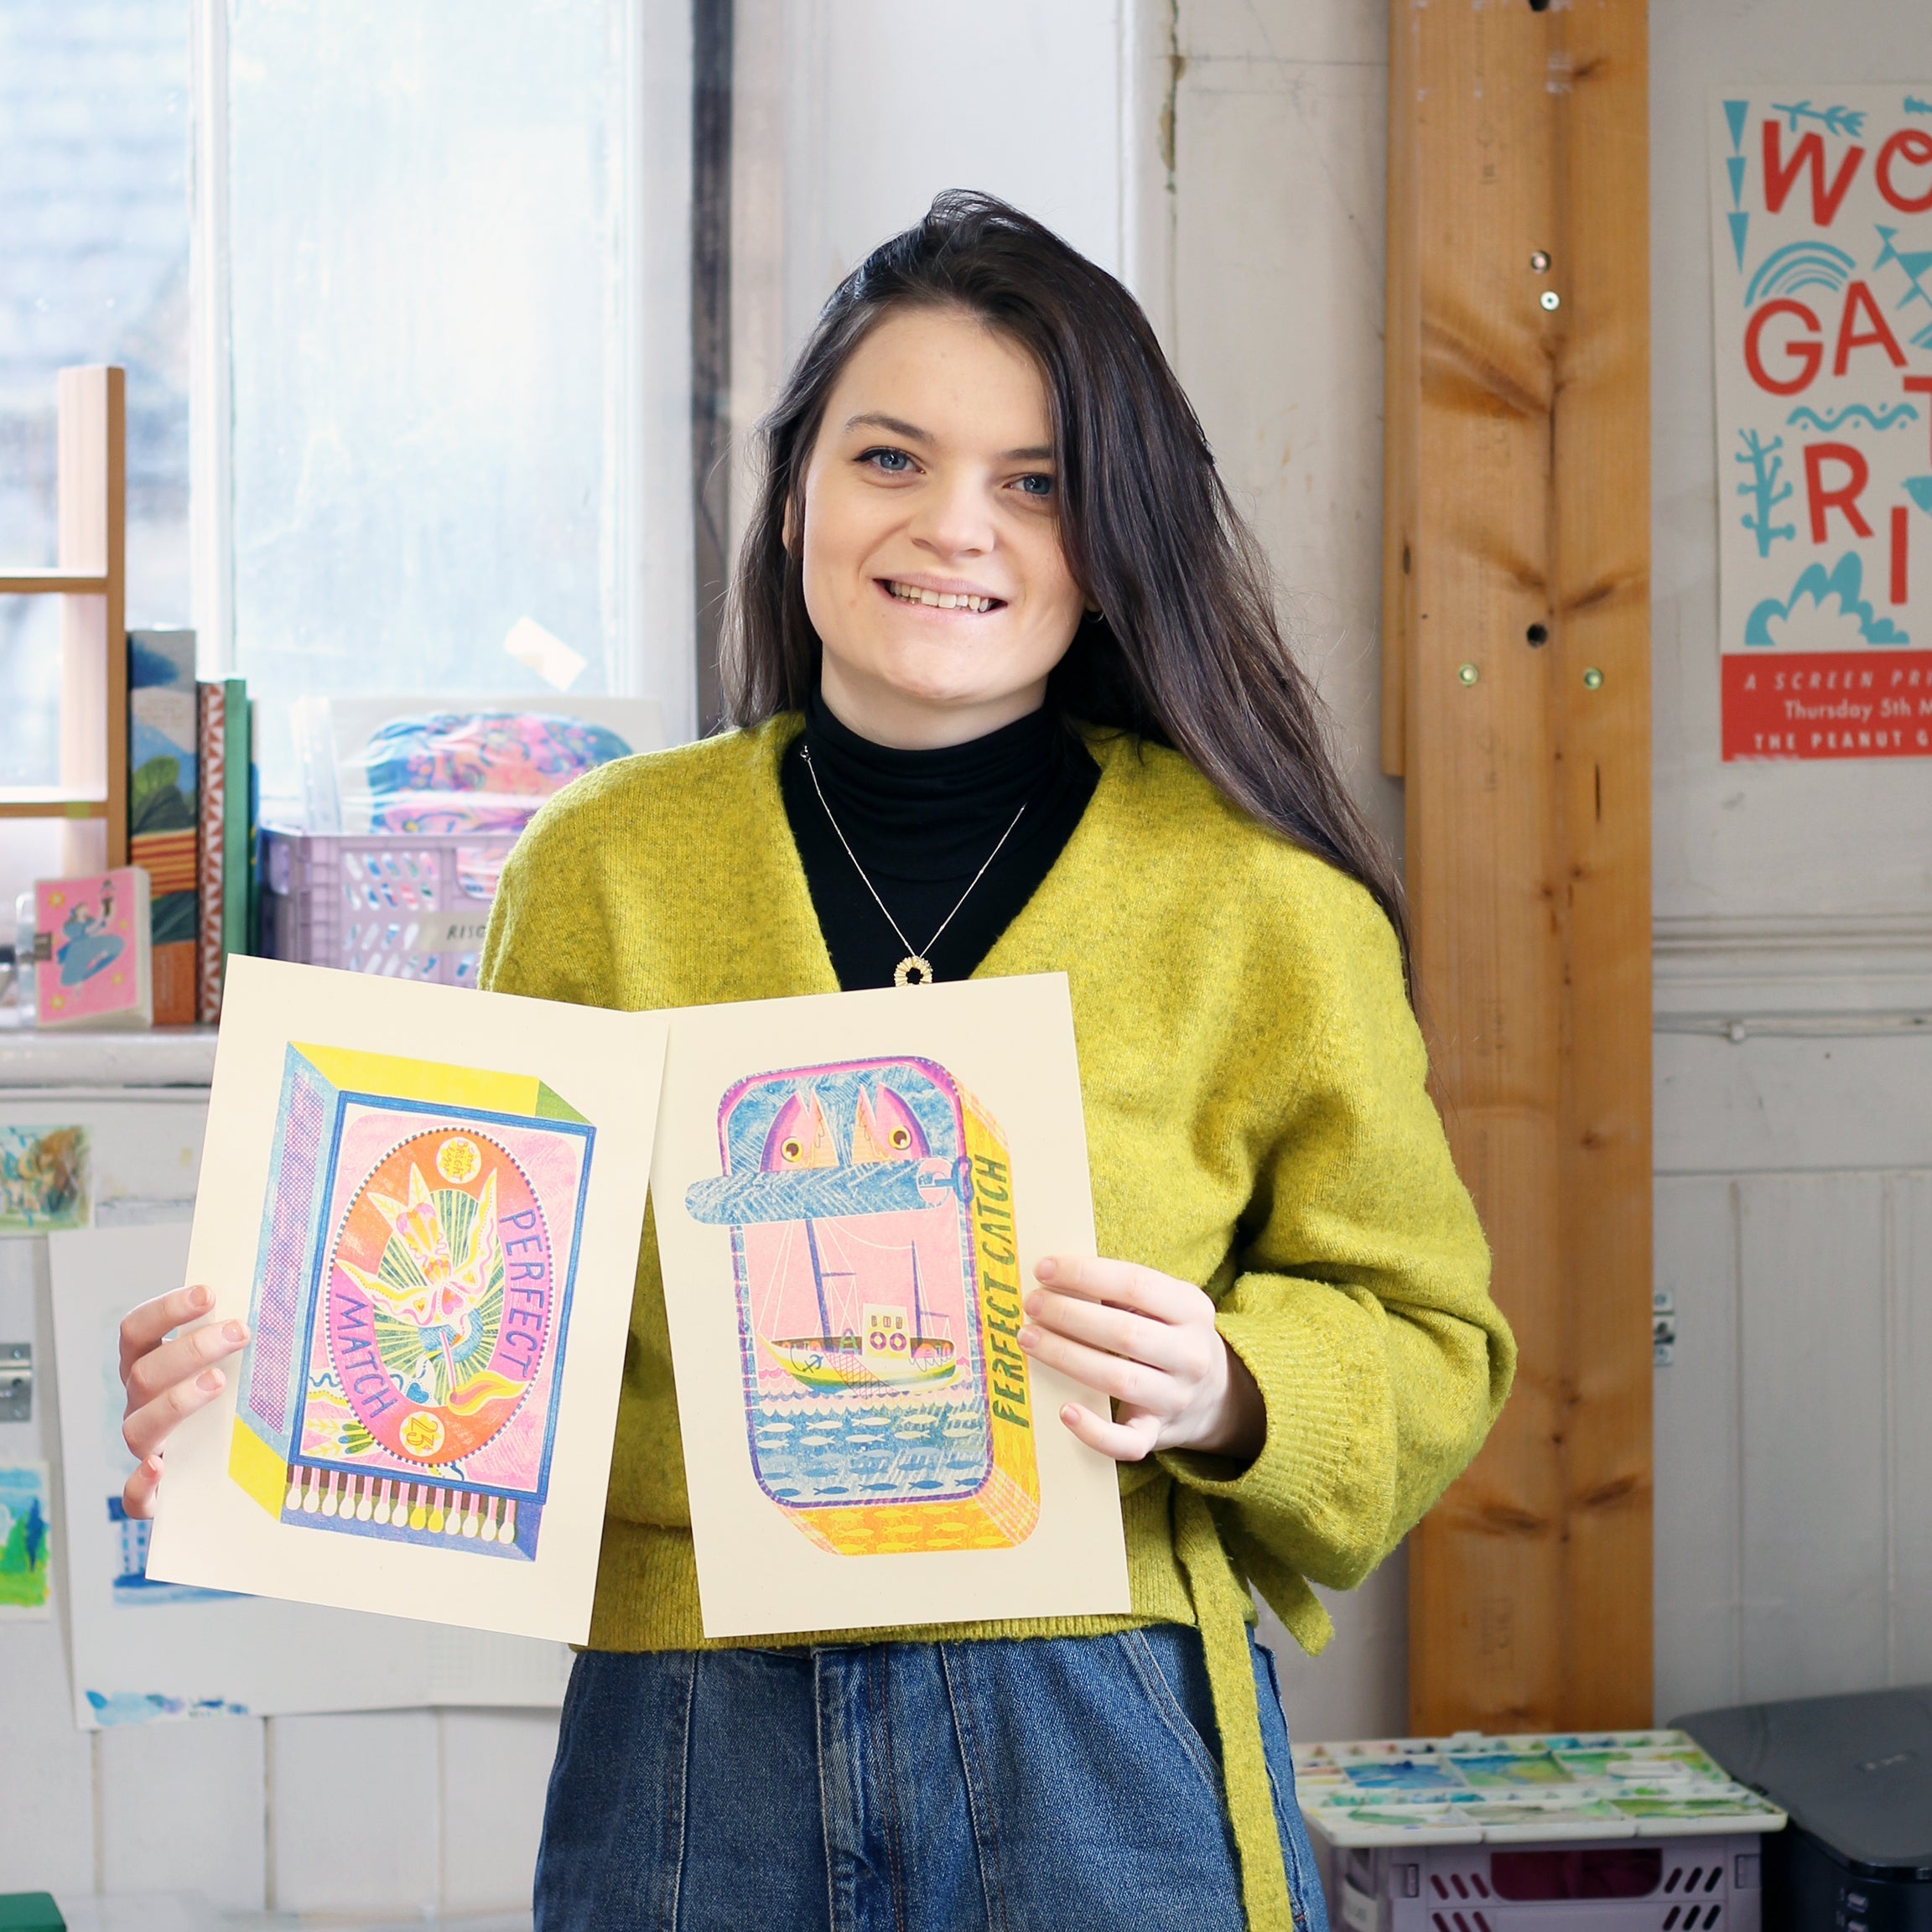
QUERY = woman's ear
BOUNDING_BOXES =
[782,491,798,554]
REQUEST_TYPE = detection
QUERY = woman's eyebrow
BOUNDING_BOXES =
[844,411,930,442]
[843,413,1053,465]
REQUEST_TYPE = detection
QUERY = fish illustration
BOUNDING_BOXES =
[761,1088,837,1170]
[852,1085,929,1162]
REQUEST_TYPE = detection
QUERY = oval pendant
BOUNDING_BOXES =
[894,954,935,987]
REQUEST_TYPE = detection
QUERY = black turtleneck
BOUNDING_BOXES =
[779,690,1100,991]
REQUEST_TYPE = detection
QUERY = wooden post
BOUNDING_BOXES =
[1384,0,1653,1732]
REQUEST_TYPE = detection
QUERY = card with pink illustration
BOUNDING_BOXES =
[143,958,670,1644]
[230,1045,592,1561]
[34,869,152,1030]
[652,974,1130,1639]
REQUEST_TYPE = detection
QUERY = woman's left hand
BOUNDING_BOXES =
[1019,1256,1265,1464]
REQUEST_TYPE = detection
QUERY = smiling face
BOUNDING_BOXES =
[795,304,1087,748]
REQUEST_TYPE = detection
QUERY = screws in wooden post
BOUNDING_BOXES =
[1526,623,1549,647]
[1457,662,1480,686]
[1583,667,1605,689]
[1540,290,1561,312]
[1530,250,1551,273]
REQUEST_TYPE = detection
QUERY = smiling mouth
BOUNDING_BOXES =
[880,579,1005,615]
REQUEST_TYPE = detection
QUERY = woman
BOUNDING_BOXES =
[118,193,1511,1930]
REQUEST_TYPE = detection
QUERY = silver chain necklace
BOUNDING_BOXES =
[801,745,1027,986]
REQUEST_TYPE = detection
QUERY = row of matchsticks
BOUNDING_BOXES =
[284,1466,521,1541]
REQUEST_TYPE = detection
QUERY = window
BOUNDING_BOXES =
[221,0,649,797]
[0,0,190,791]
[3,0,693,861]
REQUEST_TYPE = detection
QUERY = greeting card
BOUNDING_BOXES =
[33,869,152,1030]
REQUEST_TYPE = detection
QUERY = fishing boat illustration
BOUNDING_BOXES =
[759,1223,958,1391]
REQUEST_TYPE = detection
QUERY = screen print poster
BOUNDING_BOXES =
[1711,87,1932,761]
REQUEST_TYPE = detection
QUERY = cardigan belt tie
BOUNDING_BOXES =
[1174,1487,1297,1932]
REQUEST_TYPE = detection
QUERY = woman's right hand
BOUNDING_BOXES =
[117,1285,249,1520]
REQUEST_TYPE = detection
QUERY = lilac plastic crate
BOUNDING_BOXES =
[261,826,520,984]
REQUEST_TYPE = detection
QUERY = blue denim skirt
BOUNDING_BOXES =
[533,1623,1330,1932]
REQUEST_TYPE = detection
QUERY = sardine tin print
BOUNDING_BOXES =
[229,1044,594,1560]
[684,1055,1038,1555]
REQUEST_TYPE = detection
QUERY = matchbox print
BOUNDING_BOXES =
[229,1045,592,1561]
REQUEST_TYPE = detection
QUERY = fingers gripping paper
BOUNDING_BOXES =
[145,958,668,1644]
[654,974,1130,1639]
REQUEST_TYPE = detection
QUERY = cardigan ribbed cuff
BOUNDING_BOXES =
[1156,1280,1399,1620]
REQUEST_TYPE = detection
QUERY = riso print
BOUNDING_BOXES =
[684,1055,1037,1557]
[230,1044,594,1561]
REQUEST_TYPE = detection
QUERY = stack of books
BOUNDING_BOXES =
[127,629,255,1026]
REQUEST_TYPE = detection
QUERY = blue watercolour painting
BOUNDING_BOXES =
[0,1462,53,1617]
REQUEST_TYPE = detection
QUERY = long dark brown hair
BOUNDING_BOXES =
[722,190,1410,982]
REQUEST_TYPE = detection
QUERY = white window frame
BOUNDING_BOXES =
[185,0,698,740]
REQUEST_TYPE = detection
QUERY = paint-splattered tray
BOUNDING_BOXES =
[1293,1729,1786,1846]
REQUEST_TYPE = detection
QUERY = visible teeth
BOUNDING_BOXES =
[889,581,994,613]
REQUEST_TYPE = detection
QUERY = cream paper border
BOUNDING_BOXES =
[651,973,1131,1639]
[144,957,669,1645]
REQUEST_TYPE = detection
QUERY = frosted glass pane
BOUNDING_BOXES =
[227,0,623,794]
[0,0,190,788]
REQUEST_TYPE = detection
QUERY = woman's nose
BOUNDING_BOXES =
[906,475,995,557]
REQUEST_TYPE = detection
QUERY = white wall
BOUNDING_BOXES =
[730,0,1163,560]
[1649,0,1932,1725]
[743,0,1130,360]
[1171,0,1404,861]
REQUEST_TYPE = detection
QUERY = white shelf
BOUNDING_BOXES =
[0,1011,218,1088]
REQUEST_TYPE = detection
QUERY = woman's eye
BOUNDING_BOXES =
[1012,473,1054,498]
[860,447,915,475]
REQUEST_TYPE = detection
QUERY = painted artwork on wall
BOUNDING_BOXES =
[50,1223,576,1728]
[0,1124,90,1233]
[0,1462,53,1618]
[143,957,670,1644]
[653,976,1129,1639]
[1711,88,1932,760]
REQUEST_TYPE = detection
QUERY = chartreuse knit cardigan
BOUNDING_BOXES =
[476,716,1511,1931]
